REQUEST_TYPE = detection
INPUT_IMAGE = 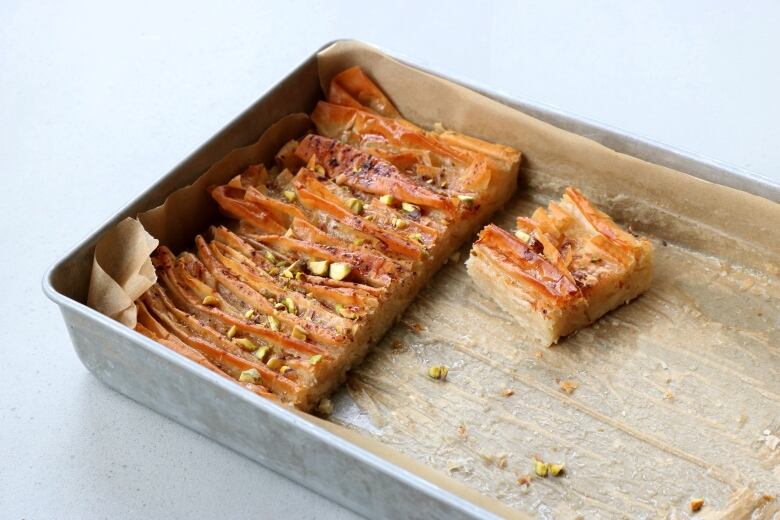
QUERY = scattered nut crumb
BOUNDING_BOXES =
[690,497,704,512]
[457,424,466,438]
[662,240,668,246]
[558,379,578,394]
[535,351,543,359]
[427,365,448,381]
[549,463,565,477]
[532,457,548,477]
[496,454,507,469]
[517,474,532,486]
[664,391,674,400]
[501,388,515,397]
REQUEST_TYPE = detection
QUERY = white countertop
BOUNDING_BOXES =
[2,1,778,518]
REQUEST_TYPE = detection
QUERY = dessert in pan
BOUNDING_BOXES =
[133,67,522,411]
[466,187,654,346]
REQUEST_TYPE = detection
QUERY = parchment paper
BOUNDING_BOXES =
[87,217,158,327]
[86,40,779,518]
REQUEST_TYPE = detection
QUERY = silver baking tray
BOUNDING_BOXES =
[43,40,779,519]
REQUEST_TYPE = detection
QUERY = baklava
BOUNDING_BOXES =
[134,67,522,411]
[466,187,653,346]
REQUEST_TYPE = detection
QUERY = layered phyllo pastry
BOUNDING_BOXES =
[134,67,522,411]
[466,187,653,346]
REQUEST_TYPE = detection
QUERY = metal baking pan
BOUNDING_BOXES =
[43,39,779,520]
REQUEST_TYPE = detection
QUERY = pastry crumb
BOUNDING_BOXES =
[406,321,425,333]
[690,497,704,512]
[558,379,578,394]
[501,388,515,397]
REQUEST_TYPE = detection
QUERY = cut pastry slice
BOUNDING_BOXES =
[134,67,522,411]
[466,187,653,346]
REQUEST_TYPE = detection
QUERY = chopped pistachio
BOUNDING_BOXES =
[273,302,287,312]
[457,194,475,207]
[282,296,296,314]
[313,164,325,177]
[201,295,220,306]
[283,190,296,202]
[392,218,408,229]
[364,214,375,221]
[690,498,704,512]
[226,325,238,339]
[244,309,255,320]
[409,233,424,244]
[549,464,565,477]
[266,357,284,371]
[346,197,363,215]
[238,368,261,384]
[309,354,323,365]
[234,338,257,351]
[267,315,280,331]
[514,230,531,243]
[379,194,395,206]
[353,238,365,247]
[280,365,292,375]
[282,259,304,279]
[291,326,308,341]
[401,202,420,215]
[264,251,276,264]
[335,303,357,319]
[268,267,279,276]
[295,271,303,281]
[317,398,334,415]
[427,365,449,381]
[533,458,549,477]
[307,259,329,276]
[329,262,352,281]
[426,178,434,184]
[439,180,448,188]
[254,346,270,361]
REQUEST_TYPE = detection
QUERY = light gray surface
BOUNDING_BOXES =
[2,1,779,519]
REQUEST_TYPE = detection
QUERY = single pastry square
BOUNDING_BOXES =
[466,187,653,346]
